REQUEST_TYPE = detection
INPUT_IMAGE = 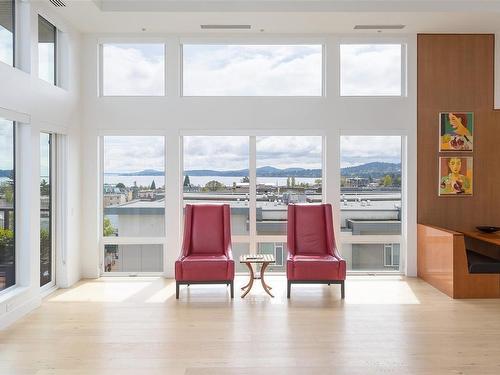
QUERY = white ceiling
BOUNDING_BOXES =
[44,0,500,34]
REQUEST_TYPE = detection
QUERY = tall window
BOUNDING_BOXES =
[0,0,15,66]
[182,135,323,273]
[102,43,165,96]
[0,118,15,292]
[340,44,403,96]
[255,136,322,236]
[40,133,53,287]
[182,44,323,96]
[183,136,250,271]
[102,136,165,274]
[38,15,57,85]
[340,135,403,272]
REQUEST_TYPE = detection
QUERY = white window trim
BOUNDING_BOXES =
[99,134,167,276]
[180,131,325,256]
[338,130,407,274]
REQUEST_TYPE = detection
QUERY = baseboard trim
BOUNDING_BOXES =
[0,295,41,330]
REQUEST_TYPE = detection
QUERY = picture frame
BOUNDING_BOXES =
[438,156,473,196]
[439,112,474,152]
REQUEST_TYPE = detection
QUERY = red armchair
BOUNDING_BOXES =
[286,204,346,299]
[175,204,235,299]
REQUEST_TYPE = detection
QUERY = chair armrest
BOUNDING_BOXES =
[332,245,345,261]
[226,244,234,261]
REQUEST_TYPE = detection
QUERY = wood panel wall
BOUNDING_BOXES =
[417,34,500,232]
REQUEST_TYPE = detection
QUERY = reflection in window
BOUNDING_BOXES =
[0,118,15,292]
[103,136,165,237]
[183,44,323,96]
[0,0,15,66]
[40,133,53,287]
[102,44,165,96]
[256,136,322,235]
[38,15,57,85]
[340,44,402,96]
[257,242,286,273]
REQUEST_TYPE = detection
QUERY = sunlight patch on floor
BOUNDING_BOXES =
[48,280,152,302]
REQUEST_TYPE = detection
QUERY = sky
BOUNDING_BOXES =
[98,43,402,172]
[103,44,165,96]
[183,44,323,96]
[340,44,401,96]
[103,135,401,173]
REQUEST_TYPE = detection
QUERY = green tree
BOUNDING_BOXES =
[40,179,50,196]
[287,177,291,188]
[4,184,13,204]
[241,176,250,183]
[183,175,191,188]
[116,182,126,190]
[150,180,156,190]
[291,176,296,187]
[204,180,224,192]
[103,217,116,237]
[383,175,393,187]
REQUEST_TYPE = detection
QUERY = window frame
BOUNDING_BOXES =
[40,132,56,291]
[0,119,16,295]
[98,38,168,97]
[37,14,58,86]
[99,132,167,276]
[338,130,408,274]
[180,129,325,272]
[180,38,326,98]
[338,38,408,98]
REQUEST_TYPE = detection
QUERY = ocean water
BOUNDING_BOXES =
[103,174,319,188]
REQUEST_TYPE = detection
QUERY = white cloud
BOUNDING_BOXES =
[340,44,401,96]
[184,136,249,171]
[103,44,165,96]
[183,136,322,171]
[183,45,322,96]
[104,136,165,173]
[256,136,322,169]
[340,136,401,168]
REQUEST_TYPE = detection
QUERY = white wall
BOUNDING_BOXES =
[0,2,81,329]
[80,34,417,279]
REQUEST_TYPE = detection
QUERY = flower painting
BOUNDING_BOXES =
[439,157,473,196]
[439,112,473,152]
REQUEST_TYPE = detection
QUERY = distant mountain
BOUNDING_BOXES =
[341,162,401,178]
[120,169,164,176]
[109,162,400,179]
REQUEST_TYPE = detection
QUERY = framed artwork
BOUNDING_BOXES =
[439,112,474,152]
[439,157,473,196]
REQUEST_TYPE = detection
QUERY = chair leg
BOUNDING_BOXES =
[176,282,180,299]
[287,280,291,299]
[341,281,345,299]
[230,281,234,298]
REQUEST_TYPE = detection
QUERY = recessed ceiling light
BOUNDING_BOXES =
[141,28,147,32]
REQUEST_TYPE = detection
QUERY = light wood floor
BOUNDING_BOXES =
[1,276,500,375]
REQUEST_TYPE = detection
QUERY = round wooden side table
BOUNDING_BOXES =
[239,254,275,298]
